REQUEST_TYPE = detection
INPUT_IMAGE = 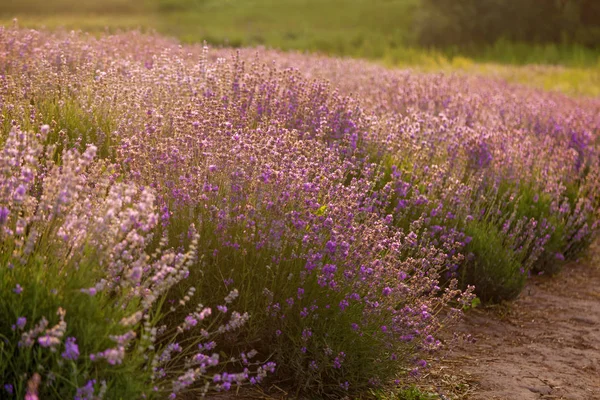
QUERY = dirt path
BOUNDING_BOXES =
[432,244,600,400]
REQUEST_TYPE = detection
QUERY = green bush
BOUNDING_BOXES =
[0,252,152,399]
[460,219,526,303]
[416,0,600,49]
[514,186,566,275]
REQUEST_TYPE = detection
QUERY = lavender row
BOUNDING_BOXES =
[0,27,598,399]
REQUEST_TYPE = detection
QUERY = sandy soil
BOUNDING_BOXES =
[431,244,600,400]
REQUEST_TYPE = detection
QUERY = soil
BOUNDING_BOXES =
[427,242,600,400]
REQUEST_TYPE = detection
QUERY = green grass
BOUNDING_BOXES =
[1,0,599,96]
[372,385,440,400]
[157,0,418,53]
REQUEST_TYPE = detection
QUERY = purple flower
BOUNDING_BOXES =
[4,384,13,395]
[217,305,228,313]
[13,284,23,295]
[185,315,198,327]
[62,337,80,360]
[38,335,59,348]
[74,380,96,400]
[301,328,312,340]
[13,184,26,201]
[339,299,349,311]
[12,316,26,331]
[325,240,336,255]
[0,207,9,224]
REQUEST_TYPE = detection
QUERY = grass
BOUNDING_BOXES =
[156,0,418,52]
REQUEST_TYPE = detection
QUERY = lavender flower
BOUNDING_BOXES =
[62,337,80,360]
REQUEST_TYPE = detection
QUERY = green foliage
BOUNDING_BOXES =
[417,0,600,48]
[36,98,117,161]
[0,0,151,15]
[513,185,567,275]
[164,210,412,396]
[0,243,152,399]
[372,385,439,400]
[460,219,526,303]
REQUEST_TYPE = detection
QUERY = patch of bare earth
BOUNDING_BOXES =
[427,243,600,400]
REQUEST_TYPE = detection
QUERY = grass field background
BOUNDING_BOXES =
[1,0,599,96]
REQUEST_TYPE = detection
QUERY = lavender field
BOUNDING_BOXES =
[1,27,599,399]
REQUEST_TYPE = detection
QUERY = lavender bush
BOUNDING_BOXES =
[0,26,598,398]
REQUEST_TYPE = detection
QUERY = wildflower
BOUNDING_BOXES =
[338,299,349,311]
[38,335,60,349]
[24,373,40,400]
[4,384,13,395]
[333,352,345,369]
[325,240,336,255]
[92,346,125,365]
[120,311,143,327]
[224,289,239,303]
[74,380,96,400]
[301,328,312,340]
[62,337,80,360]
[12,316,26,331]
[0,207,9,224]
[184,315,198,329]
[81,287,97,296]
[13,185,26,202]
[217,305,228,313]
[13,284,23,294]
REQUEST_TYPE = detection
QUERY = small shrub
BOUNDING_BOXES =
[460,219,526,303]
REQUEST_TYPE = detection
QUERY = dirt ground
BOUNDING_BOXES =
[428,243,600,400]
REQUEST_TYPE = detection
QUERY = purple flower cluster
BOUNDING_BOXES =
[0,26,598,398]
